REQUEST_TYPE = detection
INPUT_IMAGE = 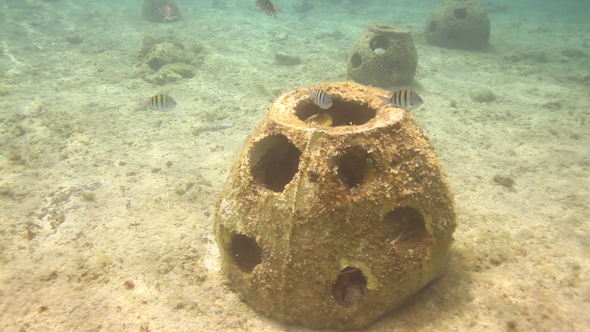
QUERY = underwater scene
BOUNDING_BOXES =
[0,0,589,331]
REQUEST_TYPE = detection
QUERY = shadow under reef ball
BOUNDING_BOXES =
[214,81,457,329]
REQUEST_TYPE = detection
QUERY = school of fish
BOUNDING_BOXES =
[141,3,425,116]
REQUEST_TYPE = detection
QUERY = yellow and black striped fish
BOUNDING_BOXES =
[378,89,423,111]
[308,88,333,109]
[144,94,177,111]
[255,0,281,18]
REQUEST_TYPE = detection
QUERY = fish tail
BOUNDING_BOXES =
[378,94,391,107]
[138,99,149,109]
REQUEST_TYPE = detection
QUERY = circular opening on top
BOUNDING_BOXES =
[230,233,262,273]
[454,8,467,19]
[428,21,438,33]
[350,52,362,69]
[332,266,367,307]
[369,35,390,52]
[383,206,428,244]
[376,24,393,30]
[295,99,376,127]
[250,135,302,192]
[337,148,374,188]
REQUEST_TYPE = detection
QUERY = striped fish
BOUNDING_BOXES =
[378,89,423,111]
[144,94,177,111]
[255,0,281,18]
[308,88,333,109]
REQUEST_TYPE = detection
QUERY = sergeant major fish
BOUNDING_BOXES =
[308,88,333,109]
[255,0,281,18]
[378,89,423,111]
[141,94,177,112]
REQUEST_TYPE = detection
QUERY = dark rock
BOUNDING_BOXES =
[493,175,514,188]
[66,34,84,45]
[469,88,496,103]
[562,49,586,59]
[275,52,301,66]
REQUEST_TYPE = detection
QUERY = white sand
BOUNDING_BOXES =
[0,0,588,331]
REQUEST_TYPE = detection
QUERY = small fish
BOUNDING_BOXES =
[305,113,333,126]
[255,0,281,18]
[308,88,333,109]
[142,94,177,111]
[378,89,423,111]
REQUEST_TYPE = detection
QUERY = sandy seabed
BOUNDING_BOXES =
[0,0,589,331]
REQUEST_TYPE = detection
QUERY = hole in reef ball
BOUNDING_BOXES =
[382,206,428,243]
[454,8,467,19]
[295,97,376,127]
[369,35,390,52]
[350,52,362,69]
[337,148,373,188]
[147,57,165,71]
[230,233,262,273]
[429,20,438,33]
[332,266,367,307]
[250,135,302,192]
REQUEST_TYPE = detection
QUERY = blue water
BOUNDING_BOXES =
[0,0,589,331]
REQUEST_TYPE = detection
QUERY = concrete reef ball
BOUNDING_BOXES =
[348,22,417,88]
[425,0,490,49]
[214,82,456,329]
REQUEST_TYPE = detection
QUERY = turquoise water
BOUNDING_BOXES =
[0,0,589,331]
